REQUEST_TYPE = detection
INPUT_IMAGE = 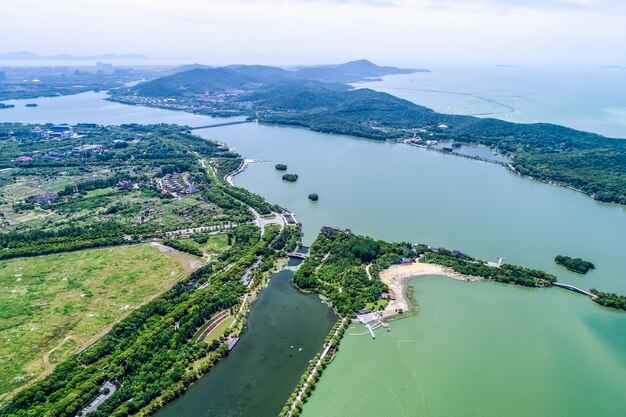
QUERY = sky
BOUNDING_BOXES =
[1,0,625,67]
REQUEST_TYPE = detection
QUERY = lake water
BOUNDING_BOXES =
[2,81,626,417]
[357,66,626,138]
[302,277,626,417]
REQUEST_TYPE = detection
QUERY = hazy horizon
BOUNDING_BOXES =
[1,0,626,68]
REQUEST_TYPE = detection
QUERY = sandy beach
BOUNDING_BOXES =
[380,261,480,319]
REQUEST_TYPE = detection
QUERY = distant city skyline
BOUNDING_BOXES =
[1,0,625,67]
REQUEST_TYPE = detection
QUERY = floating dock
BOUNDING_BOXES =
[228,337,240,351]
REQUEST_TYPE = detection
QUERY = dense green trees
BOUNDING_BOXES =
[555,255,595,274]
[293,231,415,315]
[163,239,203,257]
[275,164,288,171]
[423,250,556,287]
[590,290,626,311]
[282,174,298,182]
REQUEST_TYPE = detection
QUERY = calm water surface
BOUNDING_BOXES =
[357,66,626,138]
[303,277,626,417]
[156,269,335,417]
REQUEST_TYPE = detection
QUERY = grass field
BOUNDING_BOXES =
[180,234,230,258]
[203,316,235,343]
[0,243,201,400]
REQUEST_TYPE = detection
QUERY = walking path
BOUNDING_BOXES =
[77,381,116,416]
[553,282,597,298]
[249,207,285,236]
[286,318,347,417]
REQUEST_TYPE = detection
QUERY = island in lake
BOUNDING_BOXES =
[282,173,298,182]
[275,163,288,171]
[555,255,595,274]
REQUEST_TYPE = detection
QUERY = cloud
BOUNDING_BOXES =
[0,0,624,66]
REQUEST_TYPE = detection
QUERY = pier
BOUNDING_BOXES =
[357,312,389,339]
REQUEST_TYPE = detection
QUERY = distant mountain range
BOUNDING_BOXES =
[132,59,428,97]
[0,51,148,60]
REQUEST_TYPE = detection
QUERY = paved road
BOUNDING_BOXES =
[249,207,285,236]
[78,381,116,416]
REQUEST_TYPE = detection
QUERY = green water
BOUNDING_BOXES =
[303,277,626,417]
[155,268,336,417]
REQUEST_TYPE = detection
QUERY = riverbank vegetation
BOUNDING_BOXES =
[0,122,302,413]
[294,230,418,315]
[555,255,595,274]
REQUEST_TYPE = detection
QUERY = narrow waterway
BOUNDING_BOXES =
[156,267,336,417]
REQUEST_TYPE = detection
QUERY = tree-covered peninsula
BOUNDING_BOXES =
[293,229,556,316]
[590,290,626,311]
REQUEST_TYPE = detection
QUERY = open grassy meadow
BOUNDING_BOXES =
[0,243,201,401]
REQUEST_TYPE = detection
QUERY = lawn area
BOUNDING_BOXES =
[203,316,235,343]
[365,299,389,311]
[180,233,230,258]
[0,243,201,401]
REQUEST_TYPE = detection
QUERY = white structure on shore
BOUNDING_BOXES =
[485,257,505,268]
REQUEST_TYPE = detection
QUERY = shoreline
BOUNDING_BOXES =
[379,261,480,319]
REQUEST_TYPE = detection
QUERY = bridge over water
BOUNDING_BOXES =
[553,282,597,298]
[191,120,253,130]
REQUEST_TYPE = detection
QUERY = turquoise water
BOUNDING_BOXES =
[302,277,626,417]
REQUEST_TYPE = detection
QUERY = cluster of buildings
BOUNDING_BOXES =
[15,142,108,163]
[31,124,75,140]
[160,172,198,198]
[320,226,352,235]
[33,192,59,205]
